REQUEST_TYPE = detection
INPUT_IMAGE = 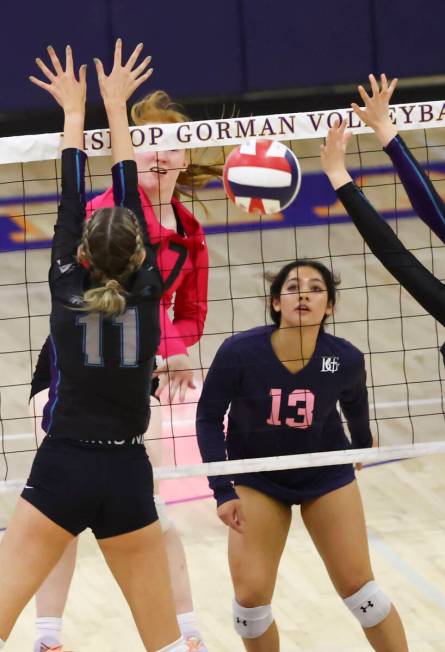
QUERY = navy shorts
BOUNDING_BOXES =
[21,436,158,539]
[234,463,355,505]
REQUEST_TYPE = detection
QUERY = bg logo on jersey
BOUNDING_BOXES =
[321,356,340,373]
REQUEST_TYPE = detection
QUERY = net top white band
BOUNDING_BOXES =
[0,99,444,164]
[0,442,444,493]
[153,442,445,480]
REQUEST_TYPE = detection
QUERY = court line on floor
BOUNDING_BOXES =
[369,530,445,610]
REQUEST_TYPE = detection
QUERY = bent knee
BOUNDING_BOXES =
[235,590,271,609]
[335,572,375,599]
[233,574,275,608]
[343,580,392,628]
[233,598,273,638]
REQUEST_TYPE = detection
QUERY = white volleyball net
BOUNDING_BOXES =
[0,100,444,502]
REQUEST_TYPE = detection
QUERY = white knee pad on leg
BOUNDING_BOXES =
[233,598,273,638]
[344,581,391,628]
[154,494,173,532]
[156,636,188,652]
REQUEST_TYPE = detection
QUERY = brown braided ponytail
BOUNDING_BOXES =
[79,207,145,317]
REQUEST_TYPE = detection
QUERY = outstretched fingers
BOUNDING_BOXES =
[382,73,398,100]
[125,42,144,71]
[34,56,56,82]
[369,72,380,96]
[326,118,349,144]
[64,44,74,76]
[28,75,52,92]
[351,72,398,135]
[95,39,153,104]
[79,63,87,86]
[30,45,87,112]
[126,45,153,96]
[46,45,64,75]
[94,57,106,92]
[113,37,123,67]
[350,101,366,122]
[129,66,153,96]
[132,55,152,79]
[357,83,371,106]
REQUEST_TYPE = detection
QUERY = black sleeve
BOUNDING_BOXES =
[111,160,150,249]
[337,182,445,326]
[30,337,51,400]
[384,135,445,244]
[51,148,87,265]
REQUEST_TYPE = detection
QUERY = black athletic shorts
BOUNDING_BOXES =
[21,436,158,538]
[234,463,355,505]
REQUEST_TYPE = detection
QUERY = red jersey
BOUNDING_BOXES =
[87,187,208,359]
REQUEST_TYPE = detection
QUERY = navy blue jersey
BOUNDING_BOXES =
[196,325,372,505]
[43,148,162,441]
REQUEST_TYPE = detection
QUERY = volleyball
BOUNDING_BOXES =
[223,138,302,214]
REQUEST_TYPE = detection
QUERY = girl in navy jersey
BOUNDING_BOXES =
[321,74,444,363]
[0,41,187,652]
[31,91,214,652]
[197,260,408,651]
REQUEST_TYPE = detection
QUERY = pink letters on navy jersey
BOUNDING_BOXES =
[266,388,315,429]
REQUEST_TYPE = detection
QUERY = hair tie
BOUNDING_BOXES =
[105,279,121,292]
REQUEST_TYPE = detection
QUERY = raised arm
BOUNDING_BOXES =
[94,39,153,246]
[321,120,445,326]
[352,74,445,243]
[30,45,87,263]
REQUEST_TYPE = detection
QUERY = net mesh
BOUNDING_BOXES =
[0,103,444,495]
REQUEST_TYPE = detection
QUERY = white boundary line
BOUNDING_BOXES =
[0,99,444,163]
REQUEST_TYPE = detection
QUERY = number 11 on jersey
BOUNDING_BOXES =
[77,308,139,367]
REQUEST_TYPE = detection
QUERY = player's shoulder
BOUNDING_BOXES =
[220,325,273,354]
[319,331,364,363]
[50,255,84,285]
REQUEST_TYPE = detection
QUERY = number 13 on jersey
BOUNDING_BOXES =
[267,388,315,428]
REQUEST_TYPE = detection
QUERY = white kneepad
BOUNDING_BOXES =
[154,494,173,532]
[344,581,391,628]
[233,598,273,638]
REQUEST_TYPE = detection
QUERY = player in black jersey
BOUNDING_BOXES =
[321,75,444,365]
[0,41,187,652]
[197,260,408,651]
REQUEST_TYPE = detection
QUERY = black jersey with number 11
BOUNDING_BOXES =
[42,148,162,441]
